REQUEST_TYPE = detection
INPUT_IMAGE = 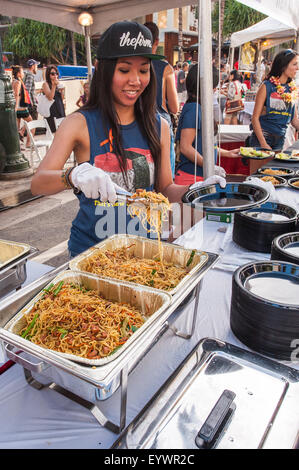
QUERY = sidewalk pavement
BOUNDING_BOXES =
[0,146,40,211]
[0,142,73,211]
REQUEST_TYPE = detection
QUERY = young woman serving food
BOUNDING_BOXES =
[31,21,225,257]
[248,49,299,151]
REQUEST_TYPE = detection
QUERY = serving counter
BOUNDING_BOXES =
[0,179,299,449]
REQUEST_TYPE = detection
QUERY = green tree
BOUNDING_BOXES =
[212,0,266,39]
[3,18,84,64]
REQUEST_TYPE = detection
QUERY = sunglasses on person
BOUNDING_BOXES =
[50,71,59,76]
[284,49,294,56]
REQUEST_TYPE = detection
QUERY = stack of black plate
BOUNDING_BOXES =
[181,182,269,213]
[233,201,298,253]
[230,261,299,361]
[271,232,299,265]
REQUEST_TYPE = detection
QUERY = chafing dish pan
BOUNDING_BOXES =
[0,239,31,269]
[69,234,209,296]
[0,240,38,298]
[0,253,219,433]
[4,270,172,366]
[113,338,299,449]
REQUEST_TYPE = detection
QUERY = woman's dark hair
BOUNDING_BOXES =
[266,49,298,82]
[45,65,59,88]
[186,63,219,103]
[80,58,161,190]
[185,63,219,134]
[12,65,22,79]
[229,69,240,81]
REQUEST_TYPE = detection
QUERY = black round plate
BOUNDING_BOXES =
[288,177,299,190]
[271,232,299,266]
[239,147,275,160]
[257,167,295,178]
[246,174,287,188]
[182,182,269,213]
[274,151,299,162]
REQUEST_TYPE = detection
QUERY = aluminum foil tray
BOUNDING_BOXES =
[69,234,209,296]
[4,270,171,366]
[0,239,31,270]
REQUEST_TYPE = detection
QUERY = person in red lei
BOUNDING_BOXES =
[248,49,299,150]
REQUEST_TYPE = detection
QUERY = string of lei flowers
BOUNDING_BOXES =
[269,76,298,104]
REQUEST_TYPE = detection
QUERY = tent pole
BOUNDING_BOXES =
[84,25,93,83]
[230,46,235,71]
[256,40,262,85]
[199,0,215,179]
[296,30,299,54]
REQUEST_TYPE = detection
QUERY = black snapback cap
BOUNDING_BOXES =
[96,21,165,60]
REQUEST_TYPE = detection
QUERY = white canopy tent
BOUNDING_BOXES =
[236,0,299,31]
[1,0,217,178]
[230,17,297,49]
[1,0,197,36]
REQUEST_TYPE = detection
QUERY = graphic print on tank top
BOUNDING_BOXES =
[269,91,288,112]
[94,131,155,192]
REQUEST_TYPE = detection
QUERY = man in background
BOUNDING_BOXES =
[24,59,40,120]
[177,62,189,109]
[144,21,179,177]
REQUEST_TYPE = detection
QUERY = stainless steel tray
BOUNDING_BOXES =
[4,270,171,366]
[69,234,209,296]
[113,338,299,449]
[0,239,31,269]
[0,253,219,432]
[0,244,39,299]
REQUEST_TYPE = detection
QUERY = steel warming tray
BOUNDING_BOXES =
[0,252,219,432]
[0,240,38,298]
[4,270,172,366]
[113,338,299,449]
[0,239,31,269]
[69,234,209,296]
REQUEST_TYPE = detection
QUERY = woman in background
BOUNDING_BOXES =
[12,65,32,147]
[42,65,65,133]
[223,69,243,125]
[248,49,299,150]
[175,63,239,186]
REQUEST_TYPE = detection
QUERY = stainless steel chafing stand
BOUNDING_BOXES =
[0,245,39,298]
[0,253,219,434]
[113,338,299,449]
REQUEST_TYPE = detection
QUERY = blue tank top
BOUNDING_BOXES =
[259,80,295,136]
[68,109,160,256]
[152,60,172,128]
[175,102,217,176]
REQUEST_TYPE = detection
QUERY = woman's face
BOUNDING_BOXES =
[111,56,150,109]
[49,69,59,81]
[284,56,299,80]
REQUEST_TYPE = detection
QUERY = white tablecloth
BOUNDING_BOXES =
[218,124,251,143]
[0,186,298,449]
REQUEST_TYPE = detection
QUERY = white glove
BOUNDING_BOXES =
[246,176,277,202]
[71,162,122,202]
[189,174,227,190]
[214,165,226,178]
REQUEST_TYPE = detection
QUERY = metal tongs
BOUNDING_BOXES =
[116,187,168,209]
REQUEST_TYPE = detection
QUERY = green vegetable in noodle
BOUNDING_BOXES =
[186,250,195,267]
[21,313,39,339]
[53,281,64,296]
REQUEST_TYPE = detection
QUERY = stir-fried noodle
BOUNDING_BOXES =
[19,282,145,359]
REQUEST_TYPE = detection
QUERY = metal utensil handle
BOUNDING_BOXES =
[195,389,236,449]
[5,343,47,373]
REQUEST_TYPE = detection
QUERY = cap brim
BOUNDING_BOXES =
[97,53,165,61]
